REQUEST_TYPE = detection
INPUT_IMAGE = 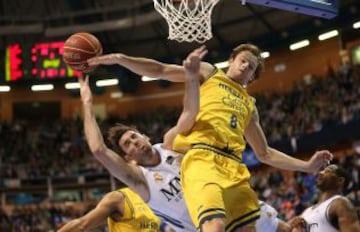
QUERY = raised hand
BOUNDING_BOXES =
[183,45,208,77]
[78,75,93,106]
[288,216,307,231]
[306,150,333,172]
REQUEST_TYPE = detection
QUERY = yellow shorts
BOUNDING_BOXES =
[181,149,260,231]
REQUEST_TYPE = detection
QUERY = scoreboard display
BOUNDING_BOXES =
[4,41,81,82]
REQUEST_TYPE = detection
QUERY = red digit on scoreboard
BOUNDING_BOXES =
[6,43,23,81]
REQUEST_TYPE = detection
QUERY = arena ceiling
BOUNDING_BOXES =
[0,0,359,63]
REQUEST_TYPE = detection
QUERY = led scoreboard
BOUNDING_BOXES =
[5,41,81,82]
[245,0,338,19]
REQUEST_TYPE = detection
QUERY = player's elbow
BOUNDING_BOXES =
[176,112,196,135]
[178,121,195,136]
[150,63,166,77]
[90,144,108,157]
[162,64,186,82]
[254,146,272,164]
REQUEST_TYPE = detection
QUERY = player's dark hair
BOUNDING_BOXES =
[334,165,351,193]
[107,123,140,157]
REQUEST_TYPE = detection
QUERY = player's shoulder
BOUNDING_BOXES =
[200,62,216,82]
[330,196,354,211]
[105,189,126,201]
[98,190,128,211]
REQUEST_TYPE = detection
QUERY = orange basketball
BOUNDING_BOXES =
[63,32,102,73]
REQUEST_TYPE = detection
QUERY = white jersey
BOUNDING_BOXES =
[139,143,196,232]
[256,201,280,232]
[301,195,341,232]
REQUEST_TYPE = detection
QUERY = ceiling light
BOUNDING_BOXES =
[274,63,286,73]
[110,91,123,99]
[214,61,229,69]
[290,40,310,51]
[96,79,119,87]
[0,86,10,92]
[353,21,360,29]
[141,76,159,82]
[318,30,338,41]
[65,82,80,89]
[31,84,54,91]
[261,51,270,59]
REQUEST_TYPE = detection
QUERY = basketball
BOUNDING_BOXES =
[63,32,103,73]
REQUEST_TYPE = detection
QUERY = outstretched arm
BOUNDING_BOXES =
[244,107,333,172]
[58,191,123,232]
[330,197,360,232]
[79,76,149,200]
[162,46,207,149]
[87,53,214,83]
[88,53,186,82]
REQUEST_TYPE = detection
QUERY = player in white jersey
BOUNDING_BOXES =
[78,47,207,231]
[136,143,194,230]
[294,164,360,232]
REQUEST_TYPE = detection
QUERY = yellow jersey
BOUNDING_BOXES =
[173,68,255,162]
[107,188,161,232]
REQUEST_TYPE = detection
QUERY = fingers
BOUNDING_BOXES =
[197,46,208,59]
[193,45,208,59]
[78,74,89,87]
[87,56,99,66]
[78,74,87,81]
[313,150,333,171]
[185,45,208,64]
[78,73,84,84]
[307,150,334,173]
[318,150,333,162]
[78,76,83,84]
[88,54,119,66]
[88,55,107,66]
[85,75,89,85]
[290,217,307,228]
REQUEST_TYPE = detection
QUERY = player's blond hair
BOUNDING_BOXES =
[230,43,264,81]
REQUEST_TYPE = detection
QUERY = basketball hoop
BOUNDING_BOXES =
[153,0,220,43]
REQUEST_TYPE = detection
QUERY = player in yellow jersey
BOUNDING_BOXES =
[58,187,174,232]
[88,44,333,232]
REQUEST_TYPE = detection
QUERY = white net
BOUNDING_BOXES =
[153,0,220,43]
